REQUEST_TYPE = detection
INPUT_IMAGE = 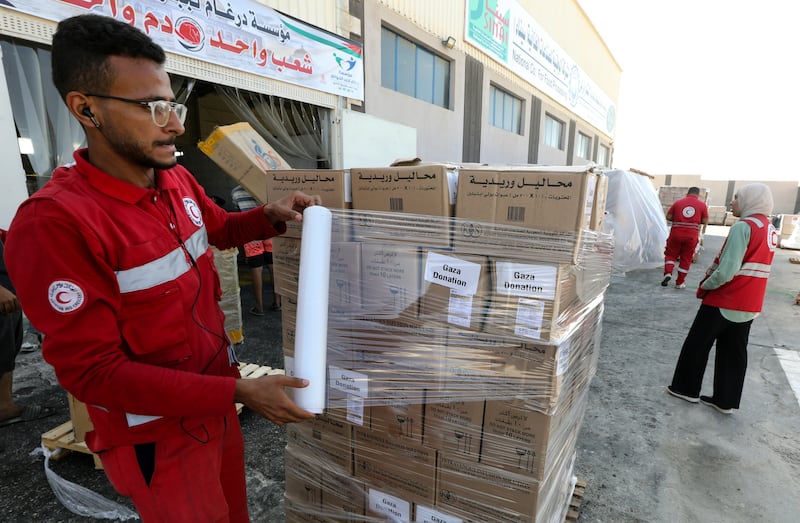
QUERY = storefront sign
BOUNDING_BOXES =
[5,0,364,100]
[465,0,615,134]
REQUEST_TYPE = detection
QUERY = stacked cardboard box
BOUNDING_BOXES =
[657,186,710,217]
[707,205,727,226]
[277,163,613,522]
[777,214,800,249]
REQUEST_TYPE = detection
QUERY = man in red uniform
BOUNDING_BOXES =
[5,14,317,522]
[662,187,709,288]
[667,183,777,414]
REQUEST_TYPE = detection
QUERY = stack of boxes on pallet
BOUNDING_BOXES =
[196,128,611,520]
[657,186,709,217]
[273,161,613,523]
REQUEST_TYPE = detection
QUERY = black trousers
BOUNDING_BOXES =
[670,304,752,409]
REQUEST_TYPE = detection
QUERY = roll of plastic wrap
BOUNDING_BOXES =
[292,205,332,413]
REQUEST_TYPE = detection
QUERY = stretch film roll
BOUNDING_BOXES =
[292,205,332,413]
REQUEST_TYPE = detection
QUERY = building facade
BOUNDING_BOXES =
[0,0,620,226]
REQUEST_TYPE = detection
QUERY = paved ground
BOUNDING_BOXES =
[574,226,800,522]
[1,226,799,522]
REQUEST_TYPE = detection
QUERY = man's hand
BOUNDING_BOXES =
[0,285,20,315]
[263,191,322,226]
[234,374,316,425]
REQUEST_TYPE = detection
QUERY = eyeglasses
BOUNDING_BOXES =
[83,93,187,127]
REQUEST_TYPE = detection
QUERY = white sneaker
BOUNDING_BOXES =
[675,283,686,289]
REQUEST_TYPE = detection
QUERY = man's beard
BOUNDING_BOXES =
[103,125,177,170]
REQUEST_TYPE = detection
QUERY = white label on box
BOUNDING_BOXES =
[329,366,369,397]
[495,262,557,300]
[368,488,410,522]
[447,291,473,328]
[514,298,545,339]
[415,504,463,523]
[346,395,365,425]
[557,339,573,376]
[424,252,481,295]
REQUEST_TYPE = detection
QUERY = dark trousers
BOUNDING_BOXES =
[670,304,752,409]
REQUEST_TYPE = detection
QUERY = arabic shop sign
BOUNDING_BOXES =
[465,0,615,134]
[7,0,364,100]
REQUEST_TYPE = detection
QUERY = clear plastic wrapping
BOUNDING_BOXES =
[600,169,669,275]
[275,209,613,522]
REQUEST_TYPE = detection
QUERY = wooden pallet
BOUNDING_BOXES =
[41,420,104,469]
[235,362,284,413]
[41,362,281,469]
[565,479,587,521]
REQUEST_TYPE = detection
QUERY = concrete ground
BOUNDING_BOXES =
[1,226,799,522]
[574,226,800,522]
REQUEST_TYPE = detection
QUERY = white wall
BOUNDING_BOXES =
[342,109,416,169]
[0,47,29,230]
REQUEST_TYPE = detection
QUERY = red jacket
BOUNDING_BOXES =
[702,215,777,312]
[667,194,708,236]
[6,149,284,451]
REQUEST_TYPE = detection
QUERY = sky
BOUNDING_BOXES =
[577,0,800,183]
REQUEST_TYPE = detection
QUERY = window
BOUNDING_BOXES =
[543,114,564,149]
[381,27,451,108]
[576,132,592,159]
[489,85,522,134]
[598,144,609,167]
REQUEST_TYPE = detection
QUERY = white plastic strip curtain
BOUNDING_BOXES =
[0,40,85,189]
[171,76,195,105]
[215,85,330,167]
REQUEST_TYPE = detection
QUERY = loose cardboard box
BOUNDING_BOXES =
[353,427,437,505]
[197,122,290,203]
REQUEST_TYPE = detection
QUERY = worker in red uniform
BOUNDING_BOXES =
[667,183,777,414]
[5,14,317,522]
[662,187,709,288]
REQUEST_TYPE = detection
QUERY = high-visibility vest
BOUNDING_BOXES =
[702,215,777,312]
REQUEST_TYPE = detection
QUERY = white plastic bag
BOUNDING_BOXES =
[34,446,140,520]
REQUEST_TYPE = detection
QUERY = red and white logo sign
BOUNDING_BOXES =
[768,225,779,251]
[183,197,203,227]
[48,280,85,313]
[682,206,696,219]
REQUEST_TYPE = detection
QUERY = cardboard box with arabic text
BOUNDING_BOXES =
[265,169,351,239]
[351,163,458,247]
[198,122,290,203]
[454,165,597,263]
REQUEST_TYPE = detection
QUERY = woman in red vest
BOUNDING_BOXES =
[667,183,777,414]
